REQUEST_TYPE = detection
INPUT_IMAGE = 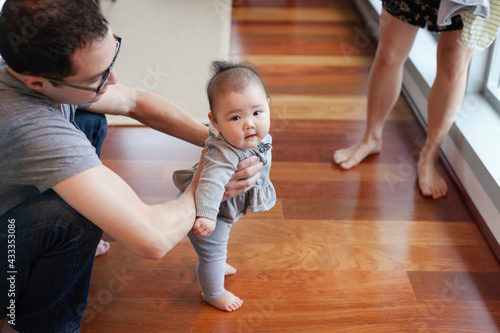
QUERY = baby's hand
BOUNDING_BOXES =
[192,217,216,237]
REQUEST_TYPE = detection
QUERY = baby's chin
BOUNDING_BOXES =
[230,140,259,150]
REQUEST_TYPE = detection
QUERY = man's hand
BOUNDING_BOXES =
[222,155,263,202]
[193,217,216,237]
[185,148,207,195]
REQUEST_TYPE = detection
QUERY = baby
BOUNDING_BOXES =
[173,60,276,311]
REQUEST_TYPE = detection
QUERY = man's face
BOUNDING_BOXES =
[42,29,119,105]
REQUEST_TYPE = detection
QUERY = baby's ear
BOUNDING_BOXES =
[208,112,219,130]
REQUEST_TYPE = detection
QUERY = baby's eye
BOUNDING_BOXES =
[230,116,240,121]
[254,111,262,116]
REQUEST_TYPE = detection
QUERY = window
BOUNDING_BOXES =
[484,39,500,112]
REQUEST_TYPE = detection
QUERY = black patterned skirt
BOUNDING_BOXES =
[382,0,463,31]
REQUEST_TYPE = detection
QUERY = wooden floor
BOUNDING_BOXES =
[82,1,500,332]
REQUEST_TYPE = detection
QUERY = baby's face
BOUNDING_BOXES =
[209,83,270,149]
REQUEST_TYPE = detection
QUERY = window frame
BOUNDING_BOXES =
[483,39,500,112]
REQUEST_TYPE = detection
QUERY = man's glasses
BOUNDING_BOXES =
[39,34,121,94]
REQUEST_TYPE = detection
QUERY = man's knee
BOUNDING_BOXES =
[3,190,103,258]
[40,192,103,255]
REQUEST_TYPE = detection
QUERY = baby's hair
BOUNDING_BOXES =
[207,60,269,113]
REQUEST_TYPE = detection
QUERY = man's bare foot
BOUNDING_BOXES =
[1,319,19,333]
[333,138,382,169]
[95,239,110,257]
[225,263,237,276]
[207,290,243,312]
[417,153,448,199]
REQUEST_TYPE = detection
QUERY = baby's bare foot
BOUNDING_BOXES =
[225,263,237,275]
[207,290,243,312]
[333,138,382,169]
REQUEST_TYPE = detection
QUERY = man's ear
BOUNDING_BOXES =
[22,75,48,91]
[208,112,219,131]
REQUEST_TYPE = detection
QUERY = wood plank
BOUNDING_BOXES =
[270,161,438,183]
[232,21,364,36]
[231,218,490,247]
[281,198,474,222]
[272,179,464,202]
[236,54,374,67]
[231,8,359,22]
[408,271,500,300]
[231,38,376,57]
[80,298,500,333]
[96,230,500,273]
[101,127,202,161]
[88,268,414,301]
[260,65,371,86]
[227,242,499,272]
[268,95,413,121]
[234,0,356,8]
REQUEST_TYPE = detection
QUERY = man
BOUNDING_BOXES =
[0,0,262,331]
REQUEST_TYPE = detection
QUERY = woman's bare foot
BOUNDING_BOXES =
[417,152,448,199]
[95,239,110,257]
[333,138,382,169]
[225,263,237,275]
[207,290,243,312]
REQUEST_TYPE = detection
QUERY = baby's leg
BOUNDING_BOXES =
[188,221,243,312]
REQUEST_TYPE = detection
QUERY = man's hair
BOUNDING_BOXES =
[206,60,268,112]
[0,0,109,79]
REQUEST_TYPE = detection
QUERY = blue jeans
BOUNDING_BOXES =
[0,111,107,332]
[74,109,108,157]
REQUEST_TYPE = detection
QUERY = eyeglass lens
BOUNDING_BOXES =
[96,37,121,93]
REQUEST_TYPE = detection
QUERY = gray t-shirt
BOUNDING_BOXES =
[0,60,102,216]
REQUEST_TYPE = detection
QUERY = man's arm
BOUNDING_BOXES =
[52,148,262,260]
[53,163,200,260]
[88,83,208,147]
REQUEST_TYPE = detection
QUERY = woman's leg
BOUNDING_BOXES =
[333,9,419,168]
[418,30,473,198]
